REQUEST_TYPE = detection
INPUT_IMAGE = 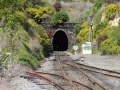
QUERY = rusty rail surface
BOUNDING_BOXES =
[76,63,120,78]
[25,71,94,90]
[34,71,94,90]
[24,51,118,90]
[63,61,120,79]
[59,52,109,90]
[62,52,120,79]
[26,72,64,90]
[56,51,79,90]
[55,52,101,90]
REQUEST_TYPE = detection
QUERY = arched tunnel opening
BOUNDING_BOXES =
[52,30,68,51]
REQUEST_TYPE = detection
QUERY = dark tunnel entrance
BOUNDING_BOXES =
[52,30,68,51]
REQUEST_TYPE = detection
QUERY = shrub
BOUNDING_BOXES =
[95,21,108,33]
[18,50,40,68]
[73,24,81,36]
[26,6,54,23]
[93,0,103,10]
[15,11,26,22]
[76,22,89,43]
[53,1,61,12]
[117,3,120,16]
[105,4,117,20]
[94,9,103,24]
[51,12,69,25]
[96,34,108,48]
[113,25,120,46]
[99,38,120,55]
[94,23,116,54]
[95,24,114,40]
[98,25,120,55]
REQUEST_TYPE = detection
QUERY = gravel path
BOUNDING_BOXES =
[66,52,120,71]
[37,56,55,72]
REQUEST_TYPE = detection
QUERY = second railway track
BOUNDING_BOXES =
[23,51,120,90]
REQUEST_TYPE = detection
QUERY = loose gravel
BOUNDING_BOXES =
[2,51,120,90]
[66,52,120,71]
[10,55,56,90]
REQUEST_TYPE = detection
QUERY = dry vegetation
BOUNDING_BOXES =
[48,0,93,22]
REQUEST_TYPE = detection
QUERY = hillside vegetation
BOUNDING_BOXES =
[75,1,120,55]
[0,0,52,69]
[0,0,120,69]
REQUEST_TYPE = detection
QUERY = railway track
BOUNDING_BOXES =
[23,51,120,90]
[55,52,108,90]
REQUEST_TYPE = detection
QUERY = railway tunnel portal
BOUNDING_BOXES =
[42,22,81,51]
[52,29,69,51]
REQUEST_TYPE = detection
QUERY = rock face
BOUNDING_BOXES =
[101,12,106,22]
[109,17,120,26]
[101,12,120,26]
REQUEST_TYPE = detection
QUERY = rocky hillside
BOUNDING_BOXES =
[0,0,52,69]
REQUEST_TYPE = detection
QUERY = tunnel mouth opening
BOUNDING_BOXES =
[52,30,68,51]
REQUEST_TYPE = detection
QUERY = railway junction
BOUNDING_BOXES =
[14,51,120,90]
[1,22,119,90]
[11,23,120,90]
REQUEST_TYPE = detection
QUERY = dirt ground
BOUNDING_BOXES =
[66,52,120,72]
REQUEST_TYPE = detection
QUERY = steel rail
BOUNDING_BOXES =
[76,63,120,78]
[34,71,93,90]
[26,72,64,90]
[63,61,120,79]
[56,51,78,90]
[64,52,109,90]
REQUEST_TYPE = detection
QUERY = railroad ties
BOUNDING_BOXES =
[23,51,120,90]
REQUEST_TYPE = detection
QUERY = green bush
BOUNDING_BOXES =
[18,50,40,68]
[95,21,108,33]
[99,38,120,55]
[113,25,120,46]
[94,9,103,24]
[73,24,81,36]
[117,3,120,16]
[26,6,54,23]
[51,12,69,25]
[96,34,108,48]
[105,4,117,20]
[76,22,89,43]
[93,0,103,10]
[94,23,117,55]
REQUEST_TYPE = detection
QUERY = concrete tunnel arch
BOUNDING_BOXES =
[52,29,69,51]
